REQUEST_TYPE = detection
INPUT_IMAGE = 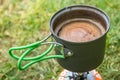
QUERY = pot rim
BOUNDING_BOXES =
[50,5,110,44]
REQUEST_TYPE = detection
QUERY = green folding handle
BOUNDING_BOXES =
[8,34,65,70]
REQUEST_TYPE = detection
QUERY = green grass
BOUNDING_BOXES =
[0,0,120,80]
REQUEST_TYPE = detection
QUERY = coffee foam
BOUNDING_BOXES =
[56,18,105,42]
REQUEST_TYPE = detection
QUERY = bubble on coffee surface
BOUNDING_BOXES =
[57,19,105,42]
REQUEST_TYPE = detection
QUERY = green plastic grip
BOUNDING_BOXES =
[8,34,65,70]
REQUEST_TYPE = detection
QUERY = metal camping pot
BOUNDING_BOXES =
[8,5,110,73]
[50,5,110,72]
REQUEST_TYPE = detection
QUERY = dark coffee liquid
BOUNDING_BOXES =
[57,19,105,42]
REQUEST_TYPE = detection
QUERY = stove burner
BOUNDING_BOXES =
[58,69,102,80]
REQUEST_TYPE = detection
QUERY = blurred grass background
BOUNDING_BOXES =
[0,0,120,80]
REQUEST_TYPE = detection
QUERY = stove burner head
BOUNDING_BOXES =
[58,69,102,80]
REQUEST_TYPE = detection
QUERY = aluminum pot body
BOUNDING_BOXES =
[50,5,110,72]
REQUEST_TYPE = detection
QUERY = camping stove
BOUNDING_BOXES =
[58,69,102,80]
